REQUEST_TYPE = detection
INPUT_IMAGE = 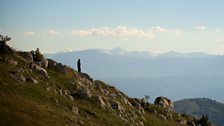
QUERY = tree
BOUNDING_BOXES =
[31,48,43,62]
[144,95,150,102]
[197,114,212,126]
[0,35,14,55]
[0,35,11,44]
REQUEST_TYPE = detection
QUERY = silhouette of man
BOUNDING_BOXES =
[77,59,81,73]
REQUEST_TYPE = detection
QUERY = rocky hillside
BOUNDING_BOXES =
[0,35,212,126]
[174,98,224,126]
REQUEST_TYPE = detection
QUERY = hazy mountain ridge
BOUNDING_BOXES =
[174,98,224,126]
[45,48,224,78]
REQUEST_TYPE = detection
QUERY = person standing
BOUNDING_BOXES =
[77,59,81,73]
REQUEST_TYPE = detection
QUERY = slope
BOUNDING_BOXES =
[174,98,224,126]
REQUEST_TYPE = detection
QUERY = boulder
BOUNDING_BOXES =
[26,77,39,84]
[69,95,74,101]
[9,71,26,83]
[71,106,79,115]
[94,80,102,90]
[158,114,167,120]
[30,63,50,79]
[79,73,93,83]
[75,87,92,98]
[109,100,123,111]
[39,57,48,68]
[178,119,187,125]
[18,51,33,62]
[154,96,173,110]
[47,59,66,74]
[7,59,18,66]
[96,96,106,108]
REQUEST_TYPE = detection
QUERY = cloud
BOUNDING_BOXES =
[215,29,224,32]
[66,48,74,52]
[43,29,59,35]
[72,26,154,39]
[195,25,205,30]
[23,32,35,36]
[151,26,168,32]
[71,26,179,39]
[216,36,224,43]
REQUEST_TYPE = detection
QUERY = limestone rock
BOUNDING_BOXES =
[30,63,49,79]
[71,106,79,115]
[75,87,92,98]
[94,80,102,90]
[109,100,123,111]
[18,51,33,62]
[39,57,48,68]
[7,59,18,66]
[10,71,26,83]
[47,59,66,74]
[79,73,93,83]
[26,77,39,84]
[69,95,74,101]
[158,114,167,120]
[154,96,173,110]
[178,119,187,125]
[96,95,106,108]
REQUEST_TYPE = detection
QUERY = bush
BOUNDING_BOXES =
[31,48,43,62]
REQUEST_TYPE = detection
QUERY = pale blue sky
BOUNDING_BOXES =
[1,0,224,54]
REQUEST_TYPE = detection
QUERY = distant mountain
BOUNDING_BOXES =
[45,48,224,78]
[174,98,224,126]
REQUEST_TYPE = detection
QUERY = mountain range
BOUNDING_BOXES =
[46,48,224,78]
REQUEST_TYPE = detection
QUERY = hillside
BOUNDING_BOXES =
[0,37,212,126]
[174,98,224,126]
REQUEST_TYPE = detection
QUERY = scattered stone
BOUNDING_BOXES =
[69,95,74,101]
[123,98,133,107]
[109,100,123,111]
[7,59,18,66]
[94,80,102,90]
[55,99,59,105]
[96,95,106,108]
[39,57,48,68]
[138,121,144,126]
[57,89,63,96]
[154,96,173,110]
[178,119,187,125]
[10,71,26,83]
[158,114,167,120]
[71,106,79,115]
[102,89,110,96]
[46,87,51,91]
[187,121,196,126]
[79,72,93,83]
[63,90,69,96]
[75,87,92,98]
[153,110,158,114]
[26,77,39,84]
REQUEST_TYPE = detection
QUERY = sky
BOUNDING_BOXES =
[1,0,224,54]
